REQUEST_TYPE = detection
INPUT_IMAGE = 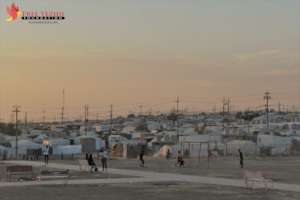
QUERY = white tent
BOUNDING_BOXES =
[52,145,81,155]
[34,134,48,143]
[226,140,256,155]
[153,145,172,157]
[10,139,42,155]
[0,145,8,156]
[180,134,222,143]
[48,138,70,146]
[257,134,292,155]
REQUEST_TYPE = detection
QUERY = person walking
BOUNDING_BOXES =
[238,149,244,168]
[166,149,171,161]
[100,149,108,172]
[88,154,98,172]
[139,149,145,167]
[44,145,50,165]
[176,150,184,168]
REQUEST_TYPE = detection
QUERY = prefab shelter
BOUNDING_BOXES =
[74,136,104,153]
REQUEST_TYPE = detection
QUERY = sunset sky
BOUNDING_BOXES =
[0,0,299,122]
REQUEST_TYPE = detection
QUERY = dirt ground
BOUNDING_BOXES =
[52,156,300,184]
[0,182,299,200]
[0,162,134,182]
[1,157,300,200]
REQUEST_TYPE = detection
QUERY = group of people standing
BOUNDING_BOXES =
[140,148,244,169]
[86,148,109,172]
[43,145,245,170]
[139,148,185,168]
[43,145,110,172]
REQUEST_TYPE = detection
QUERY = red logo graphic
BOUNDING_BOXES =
[6,3,21,22]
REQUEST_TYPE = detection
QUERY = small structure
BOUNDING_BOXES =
[257,134,292,155]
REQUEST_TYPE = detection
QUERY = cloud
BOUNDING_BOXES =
[234,49,280,62]
[266,67,299,76]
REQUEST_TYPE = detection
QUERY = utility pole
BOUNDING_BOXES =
[10,113,14,123]
[212,105,217,113]
[227,97,230,113]
[221,97,231,131]
[278,102,281,113]
[292,105,296,112]
[12,105,21,158]
[61,89,65,125]
[139,105,143,116]
[96,112,100,123]
[84,105,89,135]
[175,96,180,113]
[24,112,27,128]
[222,97,226,125]
[175,97,180,142]
[109,104,113,134]
[42,110,46,124]
[105,104,113,149]
[264,91,271,130]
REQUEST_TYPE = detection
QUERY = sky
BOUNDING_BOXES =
[0,0,299,122]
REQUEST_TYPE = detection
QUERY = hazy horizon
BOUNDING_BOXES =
[0,0,299,122]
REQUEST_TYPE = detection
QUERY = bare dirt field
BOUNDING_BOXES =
[1,157,300,200]
[0,182,299,200]
[52,156,300,184]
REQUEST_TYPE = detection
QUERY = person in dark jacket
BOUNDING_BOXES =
[238,149,244,168]
[176,151,184,168]
[88,154,98,172]
[166,149,171,161]
[139,149,145,167]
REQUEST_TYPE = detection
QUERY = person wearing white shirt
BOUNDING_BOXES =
[99,149,108,172]
[44,145,50,165]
